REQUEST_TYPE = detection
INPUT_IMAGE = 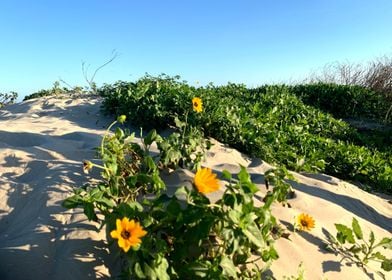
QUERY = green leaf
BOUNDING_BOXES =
[369,231,375,246]
[238,165,251,184]
[143,263,157,279]
[188,261,210,278]
[152,172,166,191]
[134,262,146,278]
[144,129,157,146]
[115,127,124,139]
[381,259,392,272]
[261,249,273,262]
[352,218,363,240]
[89,187,103,200]
[174,116,185,128]
[376,237,392,249]
[143,215,154,227]
[222,169,232,180]
[233,253,248,265]
[166,199,181,216]
[95,197,115,208]
[109,179,119,196]
[137,173,152,184]
[116,201,143,217]
[323,228,337,244]
[238,166,259,194]
[243,222,264,248]
[335,224,355,244]
[174,186,189,199]
[268,246,279,260]
[83,203,97,221]
[106,162,118,175]
[127,201,144,212]
[336,232,345,244]
[228,209,241,224]
[220,256,237,278]
[153,256,170,280]
[123,135,134,144]
[349,245,362,254]
[145,156,157,171]
[62,195,81,209]
[371,251,387,261]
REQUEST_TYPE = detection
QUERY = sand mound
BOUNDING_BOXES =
[0,96,390,279]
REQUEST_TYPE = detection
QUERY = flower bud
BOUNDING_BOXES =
[117,115,127,124]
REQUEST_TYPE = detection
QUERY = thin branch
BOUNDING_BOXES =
[82,50,118,94]
[90,50,118,84]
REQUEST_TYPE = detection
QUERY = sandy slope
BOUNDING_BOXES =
[0,96,390,280]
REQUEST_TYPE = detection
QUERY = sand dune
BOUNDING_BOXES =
[0,96,390,279]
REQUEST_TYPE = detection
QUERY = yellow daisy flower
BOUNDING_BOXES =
[110,217,147,252]
[192,97,203,113]
[296,213,315,231]
[194,167,220,194]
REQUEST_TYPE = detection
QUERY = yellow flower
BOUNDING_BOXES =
[194,168,220,194]
[110,217,147,252]
[192,97,203,113]
[83,160,93,174]
[296,213,315,231]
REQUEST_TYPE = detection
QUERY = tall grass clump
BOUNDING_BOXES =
[307,54,392,122]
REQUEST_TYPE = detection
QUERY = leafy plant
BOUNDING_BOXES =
[63,116,166,221]
[98,76,392,194]
[23,81,72,101]
[324,217,392,279]
[63,100,294,278]
[156,114,211,171]
[0,91,17,108]
[288,83,389,122]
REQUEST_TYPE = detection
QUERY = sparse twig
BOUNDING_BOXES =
[82,50,118,94]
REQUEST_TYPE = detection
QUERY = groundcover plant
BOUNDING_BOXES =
[63,96,391,279]
[64,98,295,278]
[98,75,392,194]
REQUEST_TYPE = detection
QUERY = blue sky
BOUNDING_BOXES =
[1,0,392,99]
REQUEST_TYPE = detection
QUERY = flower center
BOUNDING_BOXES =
[193,102,198,107]
[301,220,308,227]
[121,230,131,239]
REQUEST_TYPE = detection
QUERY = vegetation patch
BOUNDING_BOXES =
[98,75,392,194]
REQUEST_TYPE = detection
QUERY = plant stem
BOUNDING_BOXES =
[101,120,117,155]
[181,112,189,148]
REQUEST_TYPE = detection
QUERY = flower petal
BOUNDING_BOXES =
[110,230,120,239]
[121,217,130,229]
[116,219,123,231]
[194,168,220,194]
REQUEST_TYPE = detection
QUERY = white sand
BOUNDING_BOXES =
[0,96,390,280]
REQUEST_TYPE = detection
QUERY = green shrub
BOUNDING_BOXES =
[99,75,196,129]
[23,81,86,101]
[288,83,389,122]
[97,76,392,194]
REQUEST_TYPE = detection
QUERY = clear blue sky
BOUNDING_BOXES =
[1,0,392,100]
